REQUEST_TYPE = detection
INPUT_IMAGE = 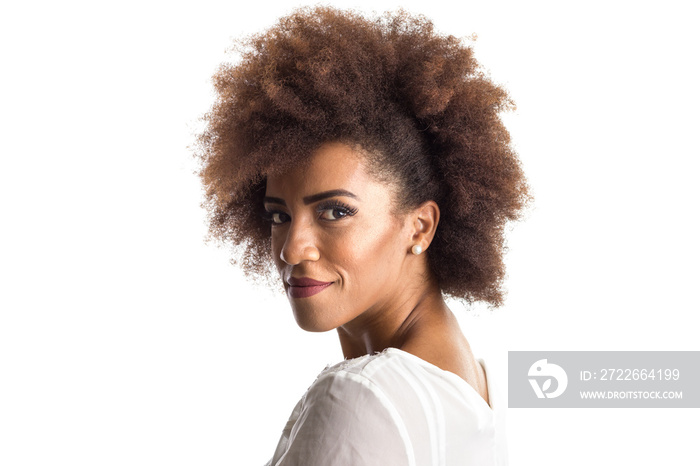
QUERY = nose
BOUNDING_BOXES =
[279,219,320,265]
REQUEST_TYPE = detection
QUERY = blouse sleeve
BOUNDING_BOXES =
[273,371,414,466]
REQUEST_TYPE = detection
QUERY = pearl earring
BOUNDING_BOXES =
[411,245,423,255]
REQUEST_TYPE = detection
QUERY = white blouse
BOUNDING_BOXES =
[265,347,508,465]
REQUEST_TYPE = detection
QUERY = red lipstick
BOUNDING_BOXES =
[287,277,333,299]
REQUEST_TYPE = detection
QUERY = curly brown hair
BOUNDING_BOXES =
[195,6,530,306]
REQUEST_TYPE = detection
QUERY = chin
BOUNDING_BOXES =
[293,314,338,333]
[291,304,343,333]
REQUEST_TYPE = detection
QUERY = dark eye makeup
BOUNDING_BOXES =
[316,200,359,220]
[261,210,291,225]
[262,200,358,225]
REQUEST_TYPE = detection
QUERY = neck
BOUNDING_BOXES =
[336,280,451,360]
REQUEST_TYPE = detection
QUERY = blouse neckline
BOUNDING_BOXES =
[325,346,496,412]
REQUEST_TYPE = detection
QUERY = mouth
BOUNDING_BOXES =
[286,277,334,299]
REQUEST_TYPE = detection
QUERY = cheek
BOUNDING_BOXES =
[335,221,405,278]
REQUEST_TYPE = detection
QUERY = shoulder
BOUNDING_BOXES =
[271,349,501,466]
[303,354,404,419]
[303,349,422,413]
[308,348,494,439]
[308,348,490,408]
[301,351,413,438]
[313,348,489,410]
[277,353,414,465]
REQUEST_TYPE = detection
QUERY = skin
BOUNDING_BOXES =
[264,142,490,406]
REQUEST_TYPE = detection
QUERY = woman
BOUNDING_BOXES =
[196,6,529,465]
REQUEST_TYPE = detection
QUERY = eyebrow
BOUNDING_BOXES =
[303,189,359,204]
[263,189,359,207]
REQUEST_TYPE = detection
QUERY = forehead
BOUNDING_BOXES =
[266,142,372,197]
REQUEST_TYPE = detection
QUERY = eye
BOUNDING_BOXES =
[320,208,348,220]
[263,211,290,225]
[317,201,358,221]
[272,212,289,224]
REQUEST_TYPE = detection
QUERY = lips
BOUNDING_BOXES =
[286,277,334,299]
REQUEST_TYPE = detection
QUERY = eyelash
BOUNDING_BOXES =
[262,201,358,225]
[261,210,290,225]
[317,201,358,219]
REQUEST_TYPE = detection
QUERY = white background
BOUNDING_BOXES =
[1,0,698,464]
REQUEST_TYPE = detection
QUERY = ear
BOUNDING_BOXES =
[408,200,440,255]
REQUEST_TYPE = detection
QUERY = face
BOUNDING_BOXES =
[264,142,415,333]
